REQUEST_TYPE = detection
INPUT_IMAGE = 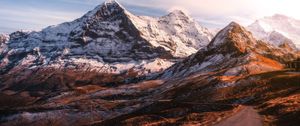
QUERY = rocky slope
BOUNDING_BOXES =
[96,22,300,126]
[248,14,300,50]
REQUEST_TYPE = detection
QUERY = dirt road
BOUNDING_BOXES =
[215,106,262,126]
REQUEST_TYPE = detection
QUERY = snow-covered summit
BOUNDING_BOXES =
[166,10,191,19]
[130,9,213,57]
[104,0,119,4]
[84,0,125,19]
[207,22,256,54]
[248,14,300,49]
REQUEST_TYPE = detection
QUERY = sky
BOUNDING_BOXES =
[1,0,300,34]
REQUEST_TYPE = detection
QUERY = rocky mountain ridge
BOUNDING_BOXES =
[161,22,298,78]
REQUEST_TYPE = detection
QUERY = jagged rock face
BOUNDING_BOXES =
[0,34,9,44]
[0,0,212,76]
[0,34,8,48]
[160,22,298,78]
[279,42,295,52]
[0,34,9,60]
[207,22,256,55]
[248,14,300,49]
[131,10,213,57]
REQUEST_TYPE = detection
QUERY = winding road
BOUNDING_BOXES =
[215,106,263,126]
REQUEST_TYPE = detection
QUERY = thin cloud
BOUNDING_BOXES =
[0,6,84,33]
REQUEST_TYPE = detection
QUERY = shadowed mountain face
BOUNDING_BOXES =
[0,1,299,126]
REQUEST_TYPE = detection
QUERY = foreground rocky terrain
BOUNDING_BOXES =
[0,0,300,126]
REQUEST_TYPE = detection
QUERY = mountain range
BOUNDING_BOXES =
[0,0,299,126]
[0,1,214,84]
[248,14,300,50]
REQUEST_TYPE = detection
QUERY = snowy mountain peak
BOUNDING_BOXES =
[227,21,239,27]
[104,0,119,4]
[267,31,297,49]
[168,10,189,17]
[222,21,242,31]
[248,14,300,49]
[164,9,193,23]
[208,22,256,54]
[103,0,124,10]
[82,0,126,20]
[271,14,289,19]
